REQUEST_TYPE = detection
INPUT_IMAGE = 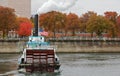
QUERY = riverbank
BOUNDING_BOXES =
[0,39,120,53]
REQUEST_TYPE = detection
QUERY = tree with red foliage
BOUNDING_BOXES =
[18,22,32,37]
[17,17,33,37]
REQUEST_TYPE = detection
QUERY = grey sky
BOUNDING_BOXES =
[31,0,120,16]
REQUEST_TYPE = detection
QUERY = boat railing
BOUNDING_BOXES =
[26,45,57,50]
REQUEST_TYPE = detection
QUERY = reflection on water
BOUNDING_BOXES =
[1,53,120,76]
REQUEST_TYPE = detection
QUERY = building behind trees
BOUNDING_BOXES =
[0,0,31,18]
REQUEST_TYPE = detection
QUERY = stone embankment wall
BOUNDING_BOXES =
[0,39,120,53]
[49,38,120,52]
[0,40,25,53]
[53,42,120,53]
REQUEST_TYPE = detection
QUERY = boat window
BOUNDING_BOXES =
[55,58,57,61]
[32,37,40,42]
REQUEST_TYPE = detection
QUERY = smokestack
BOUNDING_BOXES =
[33,0,78,36]
[33,14,38,36]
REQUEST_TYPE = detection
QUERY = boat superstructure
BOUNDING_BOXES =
[18,36,60,72]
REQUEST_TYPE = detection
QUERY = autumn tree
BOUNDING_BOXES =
[116,15,120,29]
[104,11,118,37]
[39,11,66,37]
[66,13,80,36]
[104,11,118,23]
[17,17,33,37]
[0,6,18,38]
[116,15,120,37]
[37,10,120,38]
[79,11,97,32]
[86,15,113,37]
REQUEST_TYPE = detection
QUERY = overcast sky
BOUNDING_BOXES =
[31,0,120,16]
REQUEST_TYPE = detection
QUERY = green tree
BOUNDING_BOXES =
[86,15,113,37]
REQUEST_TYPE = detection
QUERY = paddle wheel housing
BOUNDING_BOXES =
[25,49,55,72]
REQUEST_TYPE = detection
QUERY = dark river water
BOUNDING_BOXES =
[1,53,120,76]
